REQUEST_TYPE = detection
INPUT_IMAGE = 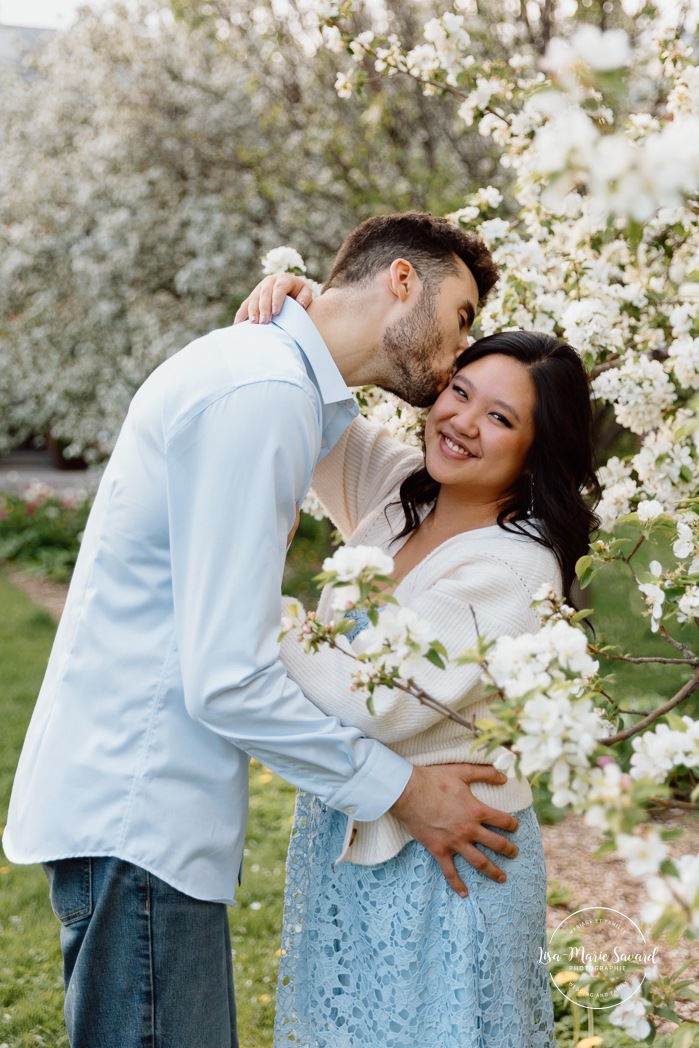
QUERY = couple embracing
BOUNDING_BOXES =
[4,211,598,1047]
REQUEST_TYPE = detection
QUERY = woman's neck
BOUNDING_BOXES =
[427,487,500,539]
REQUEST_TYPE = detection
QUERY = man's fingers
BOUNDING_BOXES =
[435,854,469,898]
[457,762,509,786]
[456,843,508,883]
[474,825,518,858]
[478,807,519,834]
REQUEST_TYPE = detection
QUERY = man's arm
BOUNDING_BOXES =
[166,377,411,820]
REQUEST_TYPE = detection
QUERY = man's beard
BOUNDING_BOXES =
[380,288,449,408]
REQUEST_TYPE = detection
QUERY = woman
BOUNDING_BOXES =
[245,285,599,1046]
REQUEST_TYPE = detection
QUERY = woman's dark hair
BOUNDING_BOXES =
[394,330,601,604]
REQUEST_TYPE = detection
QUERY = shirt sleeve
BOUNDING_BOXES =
[165,378,412,820]
[311,416,423,540]
[280,557,539,744]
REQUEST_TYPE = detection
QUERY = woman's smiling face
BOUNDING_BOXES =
[424,353,537,507]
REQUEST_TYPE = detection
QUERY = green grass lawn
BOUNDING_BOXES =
[0,572,300,1048]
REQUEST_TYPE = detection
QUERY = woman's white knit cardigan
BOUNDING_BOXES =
[280,417,563,865]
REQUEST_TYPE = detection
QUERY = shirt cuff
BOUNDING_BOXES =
[323,742,413,822]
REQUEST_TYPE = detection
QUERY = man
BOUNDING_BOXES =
[4,212,513,1047]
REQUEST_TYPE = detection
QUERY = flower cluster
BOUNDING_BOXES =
[629,717,699,785]
[353,606,435,686]
[641,853,699,936]
[483,615,609,806]
[261,247,307,276]
[608,977,652,1041]
[320,545,394,613]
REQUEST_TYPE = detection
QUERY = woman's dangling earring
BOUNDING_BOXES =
[528,474,535,516]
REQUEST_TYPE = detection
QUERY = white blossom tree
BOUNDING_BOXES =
[0,0,484,461]
[275,1,699,1042]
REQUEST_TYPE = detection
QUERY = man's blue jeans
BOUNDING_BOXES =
[43,856,238,1048]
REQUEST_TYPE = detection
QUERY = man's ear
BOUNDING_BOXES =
[387,258,419,304]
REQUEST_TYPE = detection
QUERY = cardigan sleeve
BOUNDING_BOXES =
[311,416,422,540]
[280,554,542,745]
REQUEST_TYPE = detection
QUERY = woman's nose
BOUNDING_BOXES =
[452,408,479,437]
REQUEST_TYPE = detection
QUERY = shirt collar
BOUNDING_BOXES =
[272,298,351,406]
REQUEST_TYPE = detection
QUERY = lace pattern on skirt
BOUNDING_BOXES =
[274,792,556,1047]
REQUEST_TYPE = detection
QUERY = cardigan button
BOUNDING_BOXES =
[345,805,357,816]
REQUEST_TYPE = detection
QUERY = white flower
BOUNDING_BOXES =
[673,520,696,559]
[641,854,699,934]
[531,581,556,603]
[451,205,480,225]
[348,31,374,63]
[668,336,699,389]
[474,186,503,209]
[630,720,699,782]
[572,25,631,72]
[546,620,598,675]
[405,44,439,78]
[562,297,620,356]
[493,751,516,774]
[321,25,344,54]
[615,831,668,877]
[678,585,699,623]
[637,581,665,631]
[592,356,676,436]
[636,499,664,522]
[329,582,361,614]
[322,545,394,582]
[609,978,651,1041]
[358,606,435,680]
[334,71,355,99]
[260,246,307,276]
[478,218,511,245]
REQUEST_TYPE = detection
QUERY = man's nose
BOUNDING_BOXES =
[456,331,471,355]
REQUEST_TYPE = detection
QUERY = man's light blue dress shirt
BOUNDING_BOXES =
[3,300,412,904]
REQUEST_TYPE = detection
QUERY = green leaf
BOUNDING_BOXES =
[659,858,679,878]
[666,712,689,732]
[576,554,593,586]
[425,648,446,670]
[671,1025,699,1048]
[656,1007,681,1023]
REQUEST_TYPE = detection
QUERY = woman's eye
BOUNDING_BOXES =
[453,384,468,398]
[491,413,511,427]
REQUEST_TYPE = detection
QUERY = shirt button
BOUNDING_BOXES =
[321,439,327,448]
[345,805,357,815]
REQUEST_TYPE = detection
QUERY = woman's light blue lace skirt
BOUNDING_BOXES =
[274,792,556,1047]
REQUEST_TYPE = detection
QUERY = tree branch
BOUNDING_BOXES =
[600,673,699,745]
[589,646,699,667]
